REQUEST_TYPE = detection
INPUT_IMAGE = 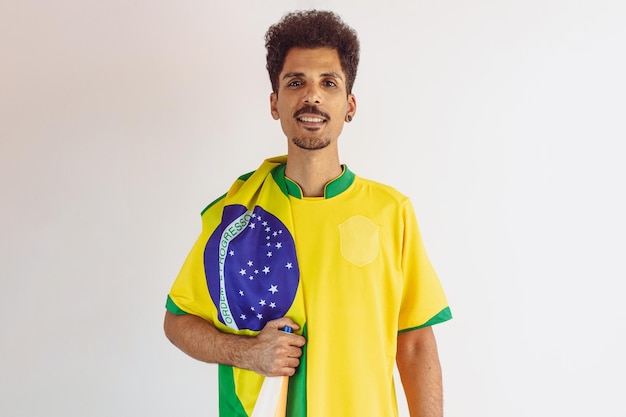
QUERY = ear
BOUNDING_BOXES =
[346,93,357,121]
[270,92,280,120]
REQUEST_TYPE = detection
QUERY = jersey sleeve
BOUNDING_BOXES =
[166,229,216,323]
[397,198,452,332]
[165,197,228,324]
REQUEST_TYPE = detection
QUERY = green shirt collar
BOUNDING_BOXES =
[271,162,355,199]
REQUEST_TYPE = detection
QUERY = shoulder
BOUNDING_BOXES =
[200,169,257,216]
[352,175,411,206]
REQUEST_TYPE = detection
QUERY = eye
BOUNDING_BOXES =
[323,80,337,87]
[288,80,303,87]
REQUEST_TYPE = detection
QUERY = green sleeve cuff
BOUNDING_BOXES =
[398,306,452,334]
[165,295,189,315]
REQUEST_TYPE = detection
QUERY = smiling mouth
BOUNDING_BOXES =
[297,116,326,123]
[296,116,326,131]
[293,106,330,125]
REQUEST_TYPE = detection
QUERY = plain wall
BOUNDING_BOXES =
[1,0,625,416]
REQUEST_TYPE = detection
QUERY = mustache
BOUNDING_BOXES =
[293,106,331,121]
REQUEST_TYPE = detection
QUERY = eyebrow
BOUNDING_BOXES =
[282,72,344,81]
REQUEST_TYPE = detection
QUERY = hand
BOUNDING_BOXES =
[244,317,306,377]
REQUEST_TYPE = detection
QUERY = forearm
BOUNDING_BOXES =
[163,311,305,376]
[396,327,443,417]
[163,311,254,368]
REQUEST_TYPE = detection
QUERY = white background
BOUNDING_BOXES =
[2,1,625,416]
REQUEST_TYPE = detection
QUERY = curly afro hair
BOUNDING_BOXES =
[265,10,360,95]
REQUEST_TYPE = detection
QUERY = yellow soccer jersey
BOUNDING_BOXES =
[167,157,451,417]
[281,164,451,416]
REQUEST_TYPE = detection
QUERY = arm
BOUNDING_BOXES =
[396,326,443,417]
[163,311,305,377]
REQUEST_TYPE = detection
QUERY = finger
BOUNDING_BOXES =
[281,317,300,331]
[285,345,303,358]
[264,356,300,377]
[276,358,301,376]
[273,366,297,377]
[289,334,306,347]
[275,332,306,349]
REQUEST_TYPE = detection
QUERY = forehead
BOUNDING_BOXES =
[280,47,345,77]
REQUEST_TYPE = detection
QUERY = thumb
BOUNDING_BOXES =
[264,317,301,332]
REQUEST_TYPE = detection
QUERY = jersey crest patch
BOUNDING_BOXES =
[339,215,380,267]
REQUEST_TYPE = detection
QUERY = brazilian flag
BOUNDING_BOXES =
[167,156,306,416]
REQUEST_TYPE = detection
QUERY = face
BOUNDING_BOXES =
[270,47,356,151]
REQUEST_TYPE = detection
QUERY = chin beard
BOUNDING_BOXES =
[291,136,331,150]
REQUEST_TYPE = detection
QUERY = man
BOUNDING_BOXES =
[164,10,451,417]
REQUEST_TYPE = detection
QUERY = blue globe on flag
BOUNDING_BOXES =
[205,204,300,331]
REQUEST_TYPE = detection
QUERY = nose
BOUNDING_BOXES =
[303,84,322,105]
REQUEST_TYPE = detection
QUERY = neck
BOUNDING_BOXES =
[285,149,342,197]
